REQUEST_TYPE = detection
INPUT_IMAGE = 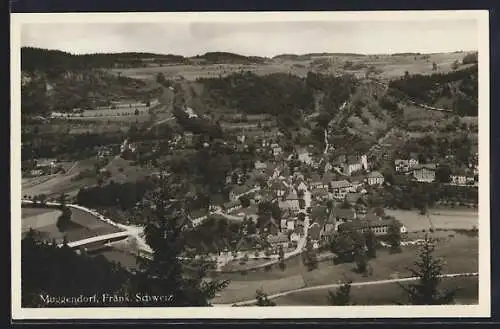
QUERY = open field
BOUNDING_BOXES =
[272,276,478,306]
[211,234,478,304]
[22,173,97,199]
[21,206,124,244]
[385,208,478,232]
[22,208,63,233]
[22,159,102,199]
[111,52,473,83]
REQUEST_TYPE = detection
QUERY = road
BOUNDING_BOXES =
[214,272,478,306]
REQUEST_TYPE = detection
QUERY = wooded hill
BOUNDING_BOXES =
[389,64,478,116]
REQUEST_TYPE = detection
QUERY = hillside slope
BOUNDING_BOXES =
[388,65,478,116]
[21,70,162,115]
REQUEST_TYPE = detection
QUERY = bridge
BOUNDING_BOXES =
[59,231,131,248]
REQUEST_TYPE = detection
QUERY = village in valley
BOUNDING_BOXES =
[19,20,480,308]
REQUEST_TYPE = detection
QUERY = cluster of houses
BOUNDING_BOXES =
[393,156,478,185]
[206,147,408,255]
[27,158,63,177]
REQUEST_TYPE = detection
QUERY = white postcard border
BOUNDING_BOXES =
[10,10,491,320]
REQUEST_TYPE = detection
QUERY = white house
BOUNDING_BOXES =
[395,158,419,173]
[366,171,385,186]
[343,155,368,176]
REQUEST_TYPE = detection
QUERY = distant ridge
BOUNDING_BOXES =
[21,47,268,71]
[272,53,367,60]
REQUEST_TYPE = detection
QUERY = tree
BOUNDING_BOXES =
[239,195,251,208]
[56,206,73,232]
[303,237,318,271]
[398,235,457,305]
[387,221,402,253]
[255,289,276,306]
[354,249,368,274]
[435,165,452,183]
[156,72,166,85]
[134,109,140,116]
[364,230,377,258]
[327,280,353,306]
[432,62,438,71]
[131,174,229,306]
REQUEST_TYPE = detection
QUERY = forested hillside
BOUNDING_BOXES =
[389,64,478,116]
[21,47,186,72]
[21,48,164,115]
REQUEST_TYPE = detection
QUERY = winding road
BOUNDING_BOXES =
[214,272,479,306]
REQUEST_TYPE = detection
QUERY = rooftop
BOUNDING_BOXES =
[333,207,356,220]
[366,171,384,179]
[339,218,402,231]
[331,180,352,189]
[411,164,437,171]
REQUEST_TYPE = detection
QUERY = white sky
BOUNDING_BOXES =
[20,20,478,57]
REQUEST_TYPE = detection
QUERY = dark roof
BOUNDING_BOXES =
[339,218,402,231]
[367,171,384,179]
[411,164,437,171]
[345,192,363,204]
[333,207,356,221]
[310,173,322,182]
[230,185,253,195]
[451,167,473,176]
[310,206,328,222]
[223,200,241,209]
[312,187,329,197]
[363,212,380,222]
[331,180,352,189]
[346,155,361,165]
[308,222,322,240]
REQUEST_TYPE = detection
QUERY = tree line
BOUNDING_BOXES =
[21,47,187,73]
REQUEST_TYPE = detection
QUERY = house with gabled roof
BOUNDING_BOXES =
[310,206,329,224]
[290,226,303,243]
[267,233,290,248]
[312,186,330,201]
[295,180,309,193]
[223,200,242,213]
[451,167,475,185]
[338,218,407,236]
[409,164,437,182]
[269,179,289,197]
[308,222,322,242]
[366,171,385,186]
[280,190,301,212]
[330,180,353,200]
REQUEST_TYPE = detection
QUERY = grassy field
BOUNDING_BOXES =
[272,276,478,306]
[385,208,478,232]
[22,159,101,199]
[211,234,478,304]
[21,206,124,244]
[111,52,471,83]
[22,208,62,234]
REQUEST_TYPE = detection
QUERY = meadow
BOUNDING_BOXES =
[211,234,478,304]
[111,52,471,83]
[272,275,478,306]
[21,206,124,244]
